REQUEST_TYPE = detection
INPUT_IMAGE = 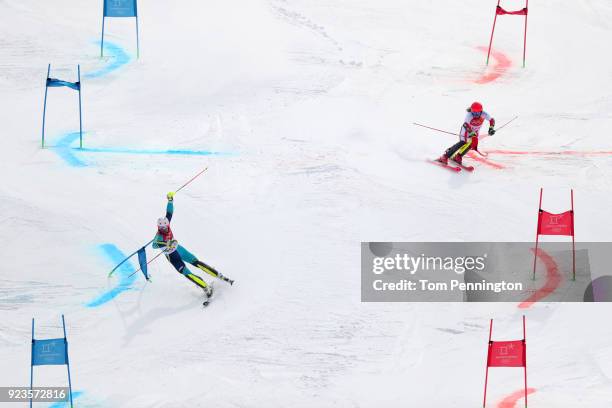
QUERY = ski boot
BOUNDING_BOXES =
[202,285,214,307]
[436,154,449,165]
[451,154,463,165]
[218,273,234,286]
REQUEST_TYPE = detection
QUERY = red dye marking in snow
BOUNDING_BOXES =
[518,248,563,309]
[474,46,512,84]
[467,151,506,169]
[496,388,537,408]
[486,149,612,157]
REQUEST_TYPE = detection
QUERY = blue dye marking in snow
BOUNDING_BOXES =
[50,133,234,167]
[46,41,129,166]
[84,41,131,79]
[78,147,233,156]
[51,132,88,167]
[47,391,84,407]
[48,40,235,167]
[85,244,138,308]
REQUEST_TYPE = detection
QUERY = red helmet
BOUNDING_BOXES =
[470,102,483,113]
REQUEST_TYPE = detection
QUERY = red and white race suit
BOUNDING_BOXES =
[460,111,495,141]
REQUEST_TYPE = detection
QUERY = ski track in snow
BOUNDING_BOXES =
[487,149,612,157]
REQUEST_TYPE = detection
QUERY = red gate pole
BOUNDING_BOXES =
[483,319,493,407]
[522,0,529,67]
[532,188,543,280]
[523,315,527,408]
[486,0,502,65]
[571,189,575,280]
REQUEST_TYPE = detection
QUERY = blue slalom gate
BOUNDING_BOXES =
[30,315,74,407]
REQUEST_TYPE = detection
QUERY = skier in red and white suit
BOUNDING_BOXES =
[438,102,495,165]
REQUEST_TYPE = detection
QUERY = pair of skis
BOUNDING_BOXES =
[429,158,474,173]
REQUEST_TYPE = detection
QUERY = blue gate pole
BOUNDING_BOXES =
[41,64,50,148]
[30,318,34,408]
[62,315,74,408]
[101,16,106,57]
[77,65,83,149]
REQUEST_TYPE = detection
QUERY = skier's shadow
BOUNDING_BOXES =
[447,171,471,189]
[120,296,202,346]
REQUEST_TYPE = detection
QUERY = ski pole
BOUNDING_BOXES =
[175,167,208,194]
[474,116,518,157]
[496,115,518,131]
[413,116,518,137]
[412,122,460,137]
[128,250,165,279]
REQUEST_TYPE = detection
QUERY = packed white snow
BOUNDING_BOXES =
[1,0,612,406]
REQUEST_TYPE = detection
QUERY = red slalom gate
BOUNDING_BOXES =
[483,316,528,408]
[533,188,575,281]
[486,0,529,67]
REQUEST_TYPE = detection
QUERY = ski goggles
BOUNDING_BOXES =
[472,111,483,116]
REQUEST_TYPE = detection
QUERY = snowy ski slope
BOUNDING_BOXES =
[1,0,612,406]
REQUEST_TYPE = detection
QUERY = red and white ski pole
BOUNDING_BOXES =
[412,122,460,137]
[175,166,208,194]
[495,116,518,131]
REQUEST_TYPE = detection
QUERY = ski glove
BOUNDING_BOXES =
[488,127,495,136]
[167,191,175,201]
[166,239,178,250]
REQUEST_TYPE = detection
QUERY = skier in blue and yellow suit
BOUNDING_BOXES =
[153,192,234,298]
